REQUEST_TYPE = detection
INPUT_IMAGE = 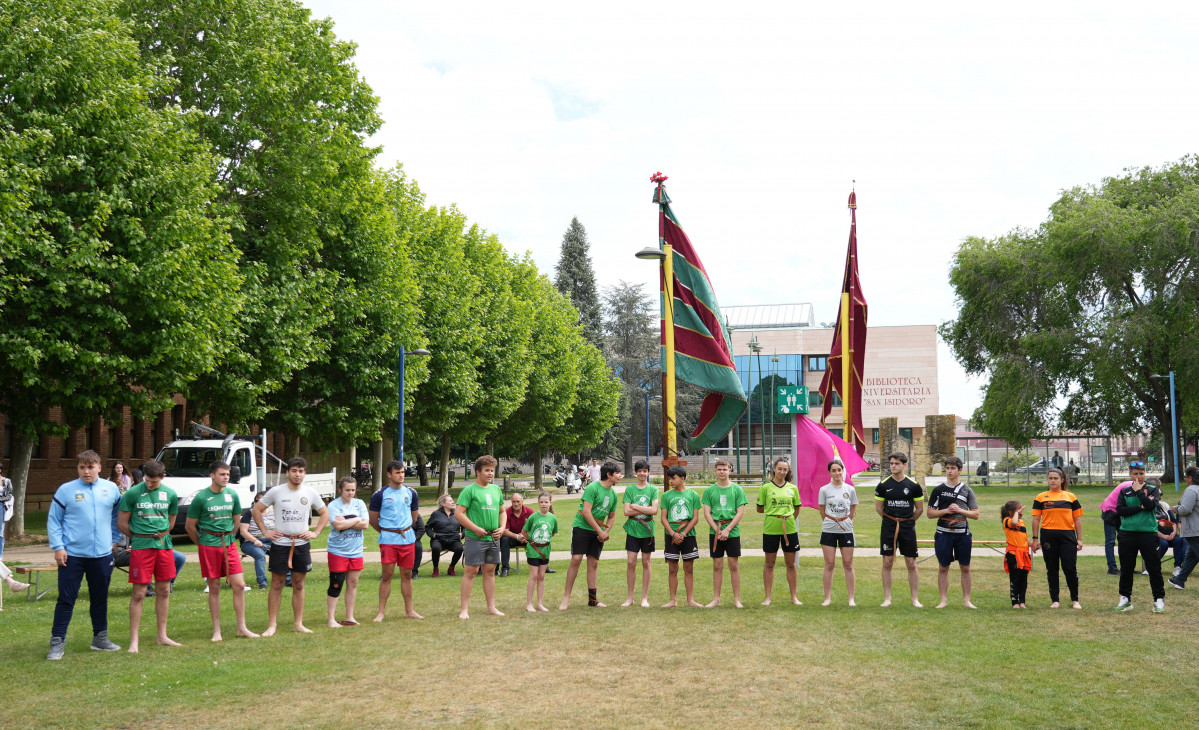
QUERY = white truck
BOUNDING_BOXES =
[154,426,336,533]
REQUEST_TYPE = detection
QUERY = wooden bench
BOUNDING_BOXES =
[15,565,57,601]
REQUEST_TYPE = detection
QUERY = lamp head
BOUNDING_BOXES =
[635,246,666,261]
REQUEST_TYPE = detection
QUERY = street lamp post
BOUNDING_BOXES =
[636,245,678,467]
[1150,371,1180,491]
[770,352,779,469]
[748,335,761,476]
[398,346,431,464]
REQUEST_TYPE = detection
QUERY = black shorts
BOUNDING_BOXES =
[709,534,742,558]
[570,527,605,559]
[819,532,855,548]
[934,531,972,566]
[880,525,918,558]
[527,557,549,567]
[625,535,655,553]
[269,542,312,574]
[664,534,700,562]
[762,532,800,554]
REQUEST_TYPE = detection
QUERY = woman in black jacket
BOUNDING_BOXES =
[425,494,464,577]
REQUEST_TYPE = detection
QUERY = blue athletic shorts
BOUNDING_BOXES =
[934,531,972,566]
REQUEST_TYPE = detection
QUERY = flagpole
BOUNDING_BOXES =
[840,291,852,450]
[663,238,678,462]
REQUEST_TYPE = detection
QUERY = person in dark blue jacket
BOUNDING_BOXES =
[45,450,122,659]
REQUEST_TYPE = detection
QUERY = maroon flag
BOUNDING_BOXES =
[819,191,868,455]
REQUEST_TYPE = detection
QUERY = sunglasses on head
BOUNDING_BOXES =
[1130,461,1145,468]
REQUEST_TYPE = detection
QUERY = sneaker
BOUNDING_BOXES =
[448,568,457,577]
[203,585,210,593]
[1173,566,1182,578]
[500,568,510,578]
[1107,567,1120,575]
[1169,578,1185,590]
[1141,569,1149,575]
[546,567,556,574]
[47,638,65,661]
[243,585,252,592]
[1154,598,1165,613]
[258,582,269,590]
[7,578,31,593]
[411,571,419,579]
[90,631,121,652]
[431,569,439,578]
[1115,597,1134,612]
[146,586,156,597]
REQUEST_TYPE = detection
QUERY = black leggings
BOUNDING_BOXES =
[429,538,463,570]
[1118,530,1165,601]
[1040,529,1079,603]
[1005,553,1028,605]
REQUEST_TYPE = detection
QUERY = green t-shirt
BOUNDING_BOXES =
[701,483,748,538]
[572,481,619,532]
[457,481,503,540]
[119,481,178,550]
[523,511,558,559]
[622,483,659,539]
[186,487,242,547]
[756,481,802,535]
[661,488,702,537]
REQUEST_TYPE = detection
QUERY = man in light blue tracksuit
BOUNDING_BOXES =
[46,450,122,659]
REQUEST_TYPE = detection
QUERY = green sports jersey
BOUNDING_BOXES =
[661,488,702,537]
[119,482,178,550]
[572,481,619,532]
[622,483,659,539]
[701,483,748,538]
[523,511,558,559]
[756,481,802,535]
[186,487,242,547]
[457,482,503,540]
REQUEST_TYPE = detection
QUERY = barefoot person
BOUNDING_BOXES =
[326,476,368,627]
[456,455,506,619]
[621,460,659,608]
[255,457,329,636]
[117,460,181,652]
[660,465,703,608]
[876,452,924,608]
[185,461,258,642]
[817,459,858,607]
[46,450,123,660]
[369,460,422,621]
[756,457,803,606]
[1030,466,1084,609]
[702,458,747,608]
[560,461,623,610]
[523,492,558,612]
[926,456,980,609]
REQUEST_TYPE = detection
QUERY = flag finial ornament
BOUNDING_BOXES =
[650,171,669,184]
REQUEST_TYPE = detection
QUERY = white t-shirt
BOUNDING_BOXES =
[817,482,858,534]
[586,465,602,482]
[259,484,323,546]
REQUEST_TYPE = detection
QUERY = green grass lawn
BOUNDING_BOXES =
[10,483,1190,728]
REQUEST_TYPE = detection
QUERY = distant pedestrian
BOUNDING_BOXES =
[1051,451,1064,469]
[975,461,989,487]
[109,461,132,494]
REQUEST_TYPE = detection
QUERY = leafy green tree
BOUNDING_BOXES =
[554,217,603,348]
[550,345,623,459]
[121,0,387,441]
[600,281,659,469]
[0,0,243,536]
[941,156,1199,479]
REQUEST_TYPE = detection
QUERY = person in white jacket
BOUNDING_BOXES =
[1169,466,1199,590]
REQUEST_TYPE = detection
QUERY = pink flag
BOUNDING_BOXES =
[792,415,871,509]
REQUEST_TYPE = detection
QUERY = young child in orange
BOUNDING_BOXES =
[1002,500,1033,608]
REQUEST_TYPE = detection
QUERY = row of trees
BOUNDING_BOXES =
[942,155,1199,481]
[0,0,620,535]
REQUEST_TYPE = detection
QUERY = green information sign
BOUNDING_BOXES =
[777,386,809,415]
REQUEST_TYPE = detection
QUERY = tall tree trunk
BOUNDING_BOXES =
[623,440,634,477]
[532,447,543,491]
[438,434,453,497]
[484,437,496,456]
[372,441,384,491]
[416,452,429,487]
[9,433,35,539]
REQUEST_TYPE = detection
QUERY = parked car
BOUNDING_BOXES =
[1015,458,1051,474]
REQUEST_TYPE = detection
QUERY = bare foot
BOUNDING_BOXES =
[964,602,978,609]
[686,600,704,608]
[487,607,505,616]
[128,644,139,654]
[372,614,385,623]
[1072,601,1083,609]
[640,599,650,608]
[526,604,537,613]
[592,601,606,608]
[236,628,259,639]
[211,633,223,642]
[848,600,857,607]
[661,600,677,608]
[1049,601,1060,609]
[558,598,570,611]
[405,611,424,620]
[328,620,342,628]
[1011,604,1020,609]
[880,599,892,607]
[261,625,277,637]
[459,610,470,620]
[935,601,948,609]
[791,597,803,606]
[620,599,634,607]
[912,601,924,608]
[734,600,744,608]
[157,636,182,647]
[294,624,313,634]
[761,598,772,606]
[537,604,549,612]
[820,599,831,607]
[705,598,721,608]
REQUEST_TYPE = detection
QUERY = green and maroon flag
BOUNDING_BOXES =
[819,190,868,455]
[652,173,746,449]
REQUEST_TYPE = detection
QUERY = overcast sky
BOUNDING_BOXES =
[302,0,1199,418]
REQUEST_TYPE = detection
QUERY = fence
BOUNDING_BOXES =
[956,434,1114,487]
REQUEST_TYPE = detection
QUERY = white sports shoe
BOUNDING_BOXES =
[1154,598,1165,613]
[1115,597,1133,612]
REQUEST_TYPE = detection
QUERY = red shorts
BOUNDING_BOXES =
[128,548,177,584]
[198,543,244,579]
[380,543,415,568]
[328,554,364,572]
